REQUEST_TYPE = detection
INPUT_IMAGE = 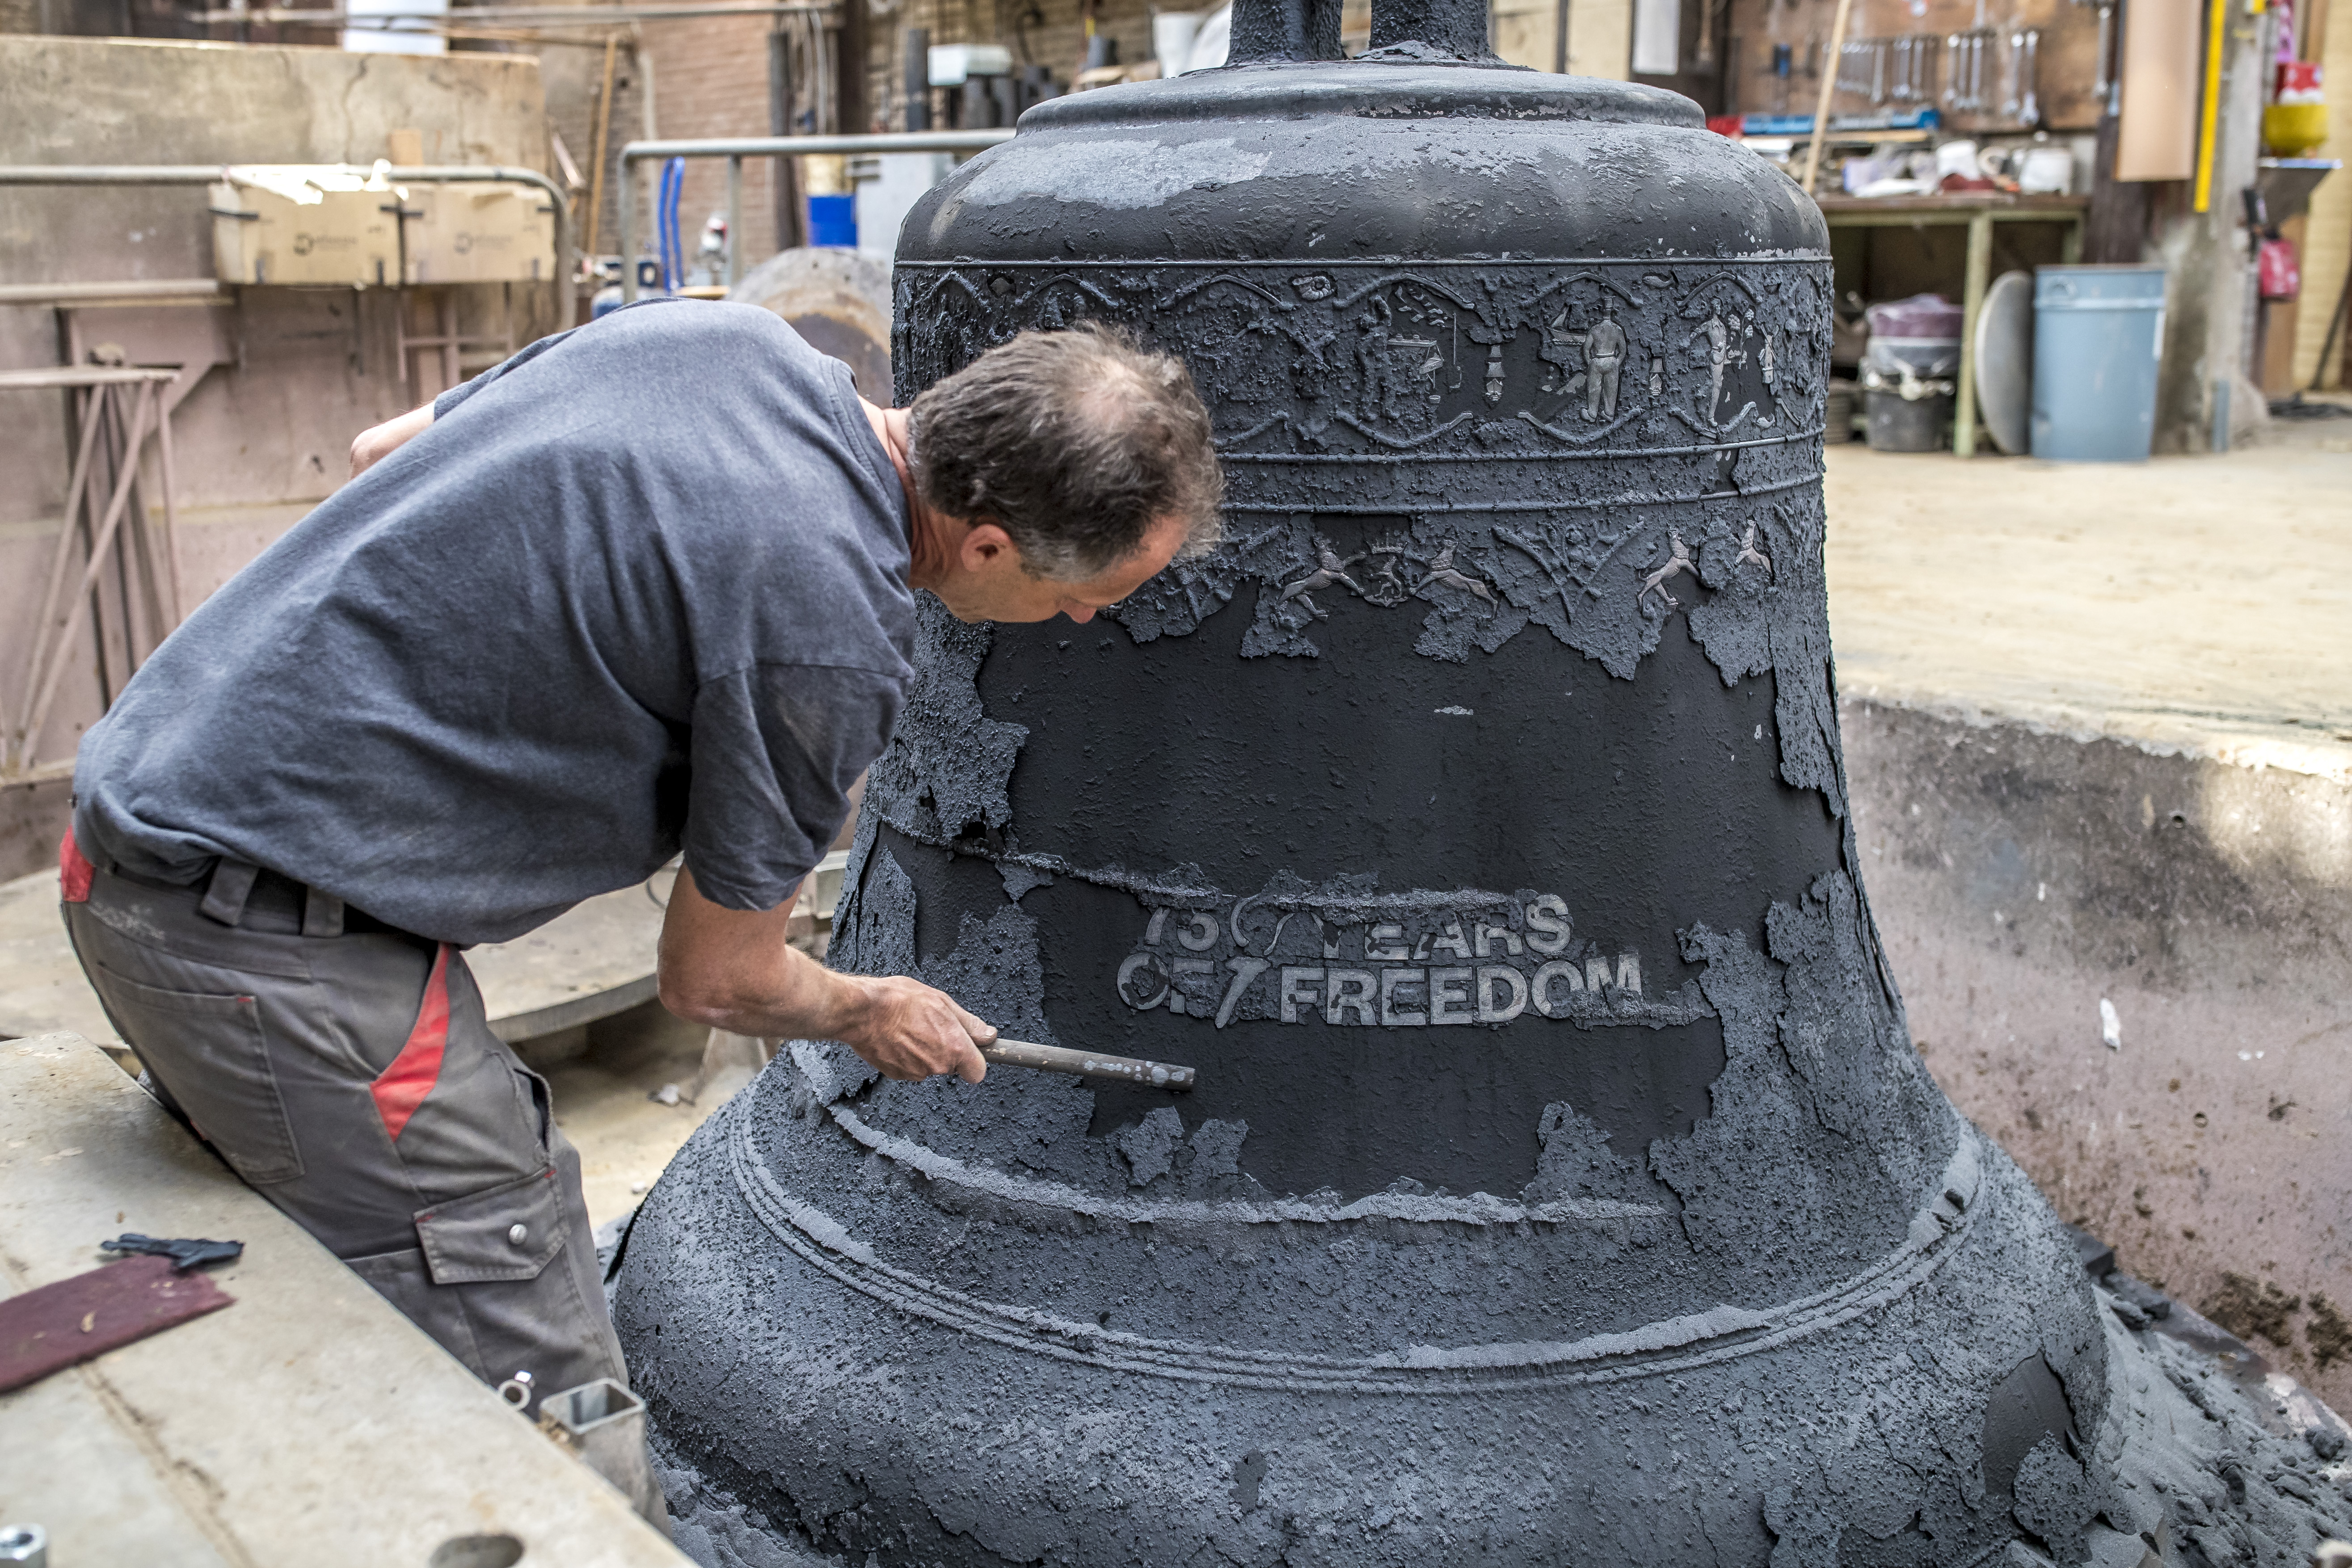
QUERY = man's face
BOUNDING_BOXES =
[937,511,1193,625]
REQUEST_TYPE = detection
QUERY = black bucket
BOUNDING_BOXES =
[1865,385,1951,451]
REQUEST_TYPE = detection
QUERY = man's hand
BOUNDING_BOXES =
[657,864,991,1083]
[350,402,435,478]
[829,974,996,1082]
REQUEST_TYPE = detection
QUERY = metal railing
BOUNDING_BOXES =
[195,1,834,21]
[614,131,1013,302]
[0,164,577,329]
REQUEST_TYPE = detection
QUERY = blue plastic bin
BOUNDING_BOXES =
[2029,265,2167,462]
[807,194,858,249]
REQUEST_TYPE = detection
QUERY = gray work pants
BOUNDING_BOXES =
[60,845,629,1415]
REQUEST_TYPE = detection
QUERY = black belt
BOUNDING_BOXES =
[102,857,408,940]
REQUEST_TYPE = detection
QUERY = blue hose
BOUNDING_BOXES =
[658,157,673,292]
[658,156,686,294]
[669,157,685,289]
[652,159,668,292]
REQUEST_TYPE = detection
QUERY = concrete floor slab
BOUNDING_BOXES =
[1846,703,2352,1413]
[1824,431,2352,783]
[0,1032,688,1566]
[547,1001,725,1231]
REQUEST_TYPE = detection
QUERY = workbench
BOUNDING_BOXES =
[1817,192,2090,457]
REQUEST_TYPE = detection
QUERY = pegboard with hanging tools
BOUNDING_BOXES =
[1724,0,2108,131]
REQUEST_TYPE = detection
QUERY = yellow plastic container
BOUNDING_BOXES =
[2264,101,2330,156]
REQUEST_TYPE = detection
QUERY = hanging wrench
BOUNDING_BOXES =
[2019,28,2040,126]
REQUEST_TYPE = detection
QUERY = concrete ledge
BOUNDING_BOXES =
[1844,696,2352,1413]
[0,868,668,1052]
[0,1032,688,1567]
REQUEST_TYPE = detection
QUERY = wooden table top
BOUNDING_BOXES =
[1816,192,2091,215]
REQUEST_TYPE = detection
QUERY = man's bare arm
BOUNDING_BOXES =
[657,865,991,1082]
[350,402,435,478]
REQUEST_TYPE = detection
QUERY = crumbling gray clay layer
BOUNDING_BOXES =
[613,26,2352,1568]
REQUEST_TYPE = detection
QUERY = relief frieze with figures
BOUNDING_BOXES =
[894,258,1834,682]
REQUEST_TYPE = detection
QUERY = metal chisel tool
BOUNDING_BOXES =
[982,1038,1197,1091]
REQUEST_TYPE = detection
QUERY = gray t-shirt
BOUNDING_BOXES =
[75,299,914,945]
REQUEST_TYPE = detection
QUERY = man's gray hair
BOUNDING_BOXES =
[905,324,1223,581]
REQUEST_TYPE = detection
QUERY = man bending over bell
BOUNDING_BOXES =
[60,303,1220,1482]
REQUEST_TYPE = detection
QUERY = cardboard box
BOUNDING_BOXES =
[209,180,401,287]
[400,181,556,285]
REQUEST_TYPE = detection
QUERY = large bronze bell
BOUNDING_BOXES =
[610,4,2274,1561]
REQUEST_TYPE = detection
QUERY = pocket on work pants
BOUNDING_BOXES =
[373,945,559,1187]
[414,1164,569,1284]
[346,1164,615,1402]
[85,964,304,1185]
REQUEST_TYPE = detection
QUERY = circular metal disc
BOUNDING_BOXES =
[1974,269,2034,455]
[727,246,894,406]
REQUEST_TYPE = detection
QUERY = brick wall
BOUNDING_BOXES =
[638,16,787,273]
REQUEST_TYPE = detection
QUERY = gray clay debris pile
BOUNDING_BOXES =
[610,0,2352,1561]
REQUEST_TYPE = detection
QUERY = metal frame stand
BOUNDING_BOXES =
[0,165,580,330]
[396,282,521,389]
[2,363,185,780]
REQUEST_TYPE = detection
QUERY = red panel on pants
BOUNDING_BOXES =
[59,828,93,904]
[371,943,451,1142]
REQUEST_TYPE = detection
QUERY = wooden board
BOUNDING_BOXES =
[2113,0,2200,179]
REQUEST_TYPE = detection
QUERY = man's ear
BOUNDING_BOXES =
[958,521,1018,573]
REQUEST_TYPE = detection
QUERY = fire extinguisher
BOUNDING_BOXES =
[2246,188,2301,301]
[2260,236,2302,301]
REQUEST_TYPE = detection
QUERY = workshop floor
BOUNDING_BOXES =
[1821,405,2352,781]
[543,1001,717,1231]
